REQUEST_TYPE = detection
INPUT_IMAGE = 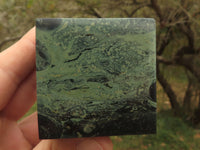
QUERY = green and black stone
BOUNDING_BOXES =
[36,18,156,139]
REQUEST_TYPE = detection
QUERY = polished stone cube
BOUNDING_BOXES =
[36,18,156,139]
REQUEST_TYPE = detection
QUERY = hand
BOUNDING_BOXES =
[0,27,113,150]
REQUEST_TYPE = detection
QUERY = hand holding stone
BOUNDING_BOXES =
[0,27,113,150]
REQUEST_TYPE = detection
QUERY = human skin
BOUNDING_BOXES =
[0,27,113,150]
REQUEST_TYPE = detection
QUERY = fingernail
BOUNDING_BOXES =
[76,139,103,150]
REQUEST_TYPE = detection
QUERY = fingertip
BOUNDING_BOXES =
[76,137,113,150]
[93,137,113,150]
[21,27,36,45]
[19,112,40,147]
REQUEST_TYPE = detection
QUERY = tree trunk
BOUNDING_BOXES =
[193,92,200,125]
[157,63,180,113]
[183,79,192,112]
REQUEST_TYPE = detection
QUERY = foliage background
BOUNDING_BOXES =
[0,0,200,149]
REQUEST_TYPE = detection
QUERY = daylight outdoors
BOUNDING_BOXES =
[0,0,200,149]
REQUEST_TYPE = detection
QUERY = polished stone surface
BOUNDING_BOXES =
[36,18,156,139]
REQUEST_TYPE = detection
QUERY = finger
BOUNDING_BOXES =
[0,27,35,110]
[33,137,113,150]
[2,70,36,120]
[19,112,40,147]
[0,116,32,150]
[76,137,113,150]
[33,139,78,150]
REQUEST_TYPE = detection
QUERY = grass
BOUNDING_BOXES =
[111,111,200,150]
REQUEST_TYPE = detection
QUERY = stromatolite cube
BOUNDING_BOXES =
[36,18,156,139]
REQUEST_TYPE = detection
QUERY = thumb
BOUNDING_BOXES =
[33,137,113,150]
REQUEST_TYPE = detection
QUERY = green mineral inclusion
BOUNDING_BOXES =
[36,18,156,139]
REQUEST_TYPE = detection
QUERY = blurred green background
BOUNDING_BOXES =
[0,0,200,149]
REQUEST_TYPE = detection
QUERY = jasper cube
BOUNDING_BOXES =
[36,18,156,139]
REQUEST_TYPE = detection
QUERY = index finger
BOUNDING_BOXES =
[0,27,35,110]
